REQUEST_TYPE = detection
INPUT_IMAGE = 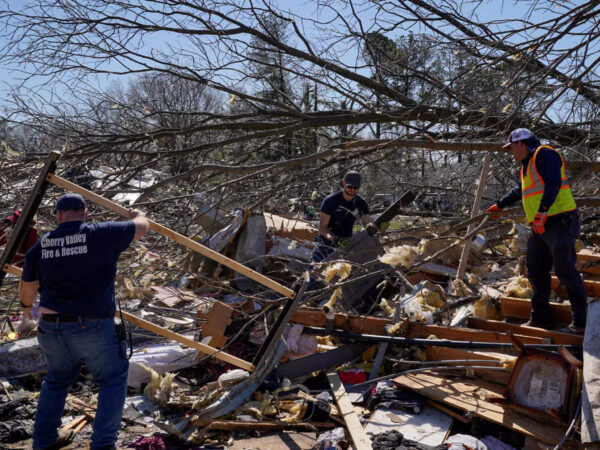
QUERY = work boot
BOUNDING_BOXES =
[556,323,585,335]
[40,430,75,450]
[521,318,552,329]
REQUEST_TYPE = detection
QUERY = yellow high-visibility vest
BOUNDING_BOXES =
[521,145,576,223]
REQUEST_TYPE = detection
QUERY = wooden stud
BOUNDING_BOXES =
[551,275,600,298]
[456,153,491,280]
[119,310,254,371]
[407,322,545,344]
[326,370,372,450]
[500,296,572,324]
[46,174,295,299]
[467,317,583,346]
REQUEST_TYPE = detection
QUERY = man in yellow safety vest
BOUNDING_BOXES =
[486,128,587,334]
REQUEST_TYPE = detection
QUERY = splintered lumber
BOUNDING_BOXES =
[191,420,334,431]
[3,263,254,370]
[46,174,295,299]
[394,371,572,446]
[467,317,583,346]
[407,323,545,345]
[326,370,372,450]
[456,153,491,280]
[425,346,512,385]
[290,308,390,335]
[578,249,600,275]
[201,301,233,349]
[500,296,572,324]
[551,275,600,298]
[2,263,22,277]
[119,311,254,371]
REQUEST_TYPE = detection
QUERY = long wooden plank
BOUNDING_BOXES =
[0,151,59,288]
[2,263,254,371]
[551,275,600,298]
[467,317,583,346]
[577,249,600,275]
[290,308,391,335]
[456,153,491,280]
[394,371,570,446]
[407,323,545,344]
[47,174,294,299]
[326,370,372,450]
[119,311,254,371]
[425,346,511,385]
[500,296,572,324]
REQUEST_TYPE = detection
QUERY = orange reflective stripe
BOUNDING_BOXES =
[522,161,536,189]
[529,147,545,186]
[523,191,541,200]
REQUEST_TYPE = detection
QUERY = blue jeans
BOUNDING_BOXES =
[526,211,587,328]
[33,318,128,450]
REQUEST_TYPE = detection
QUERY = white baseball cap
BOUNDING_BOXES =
[503,128,534,148]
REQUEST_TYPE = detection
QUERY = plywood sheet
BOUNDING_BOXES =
[393,371,569,446]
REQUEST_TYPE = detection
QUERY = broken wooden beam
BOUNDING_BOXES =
[326,370,372,450]
[467,317,583,346]
[425,346,512,385]
[500,296,572,324]
[119,310,254,371]
[290,308,390,335]
[47,174,295,299]
[577,249,600,275]
[551,275,600,298]
[191,420,334,431]
[407,323,545,345]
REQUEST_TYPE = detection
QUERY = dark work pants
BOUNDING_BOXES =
[526,211,587,328]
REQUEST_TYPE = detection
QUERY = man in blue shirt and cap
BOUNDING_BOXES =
[19,193,149,450]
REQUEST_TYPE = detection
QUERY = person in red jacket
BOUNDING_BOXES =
[0,210,39,267]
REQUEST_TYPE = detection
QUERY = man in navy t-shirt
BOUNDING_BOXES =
[19,193,149,450]
[311,170,374,262]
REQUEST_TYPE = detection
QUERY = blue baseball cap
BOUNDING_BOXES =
[54,193,86,213]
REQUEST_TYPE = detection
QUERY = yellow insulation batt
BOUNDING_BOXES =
[505,276,533,298]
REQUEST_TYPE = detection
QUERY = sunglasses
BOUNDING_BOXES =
[345,184,359,190]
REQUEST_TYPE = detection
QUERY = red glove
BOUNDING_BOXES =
[485,204,502,219]
[532,211,548,234]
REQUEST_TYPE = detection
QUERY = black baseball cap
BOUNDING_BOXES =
[54,193,86,213]
[344,171,361,188]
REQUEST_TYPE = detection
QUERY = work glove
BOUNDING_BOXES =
[532,211,548,235]
[485,204,502,219]
[17,317,37,336]
[365,222,379,236]
[336,237,353,251]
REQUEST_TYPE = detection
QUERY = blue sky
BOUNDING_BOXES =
[0,0,590,112]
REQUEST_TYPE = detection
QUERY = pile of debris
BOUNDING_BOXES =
[1,172,599,449]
